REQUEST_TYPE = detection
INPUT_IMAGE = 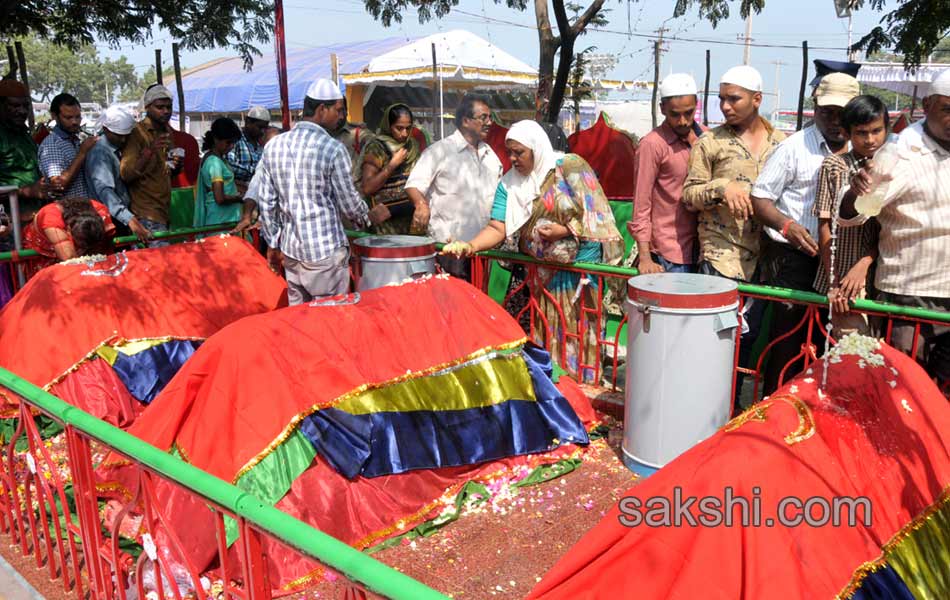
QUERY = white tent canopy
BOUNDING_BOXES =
[858,62,950,96]
[342,30,537,88]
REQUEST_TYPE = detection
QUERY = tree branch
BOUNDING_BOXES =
[551,0,572,41]
[571,0,607,36]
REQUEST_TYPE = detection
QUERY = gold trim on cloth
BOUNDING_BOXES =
[281,565,328,593]
[228,338,528,483]
[836,486,950,599]
[721,394,816,446]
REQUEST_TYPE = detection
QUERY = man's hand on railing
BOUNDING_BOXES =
[231,200,260,235]
[128,217,154,242]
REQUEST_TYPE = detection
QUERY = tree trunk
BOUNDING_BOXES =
[546,37,575,123]
[537,40,557,121]
[534,0,557,121]
[539,0,607,124]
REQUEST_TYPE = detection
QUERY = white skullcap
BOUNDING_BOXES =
[99,104,136,135]
[659,73,698,99]
[247,106,270,121]
[929,69,950,97]
[306,79,343,101]
[142,84,173,107]
[720,65,763,93]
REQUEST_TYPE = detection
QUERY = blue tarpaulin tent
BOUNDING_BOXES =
[169,37,410,113]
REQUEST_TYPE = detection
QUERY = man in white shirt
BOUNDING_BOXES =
[406,93,503,279]
[751,72,859,393]
[844,70,950,388]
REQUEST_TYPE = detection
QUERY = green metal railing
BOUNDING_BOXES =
[470,247,950,324]
[0,367,448,600]
[0,223,239,262]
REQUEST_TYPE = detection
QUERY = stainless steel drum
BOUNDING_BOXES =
[351,235,437,291]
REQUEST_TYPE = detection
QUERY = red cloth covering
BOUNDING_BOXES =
[94,277,600,593]
[0,236,287,407]
[170,127,200,188]
[22,200,115,258]
[529,343,950,599]
[486,121,512,172]
[111,277,529,483]
[47,358,144,428]
[567,114,638,200]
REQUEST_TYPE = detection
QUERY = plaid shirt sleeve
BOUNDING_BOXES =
[226,138,257,182]
[329,144,369,229]
[247,159,281,248]
[37,136,71,178]
[813,156,848,218]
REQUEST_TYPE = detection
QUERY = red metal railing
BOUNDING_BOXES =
[469,251,950,401]
[2,234,948,600]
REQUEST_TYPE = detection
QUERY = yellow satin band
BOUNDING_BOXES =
[94,338,179,366]
[334,353,536,415]
[886,494,950,599]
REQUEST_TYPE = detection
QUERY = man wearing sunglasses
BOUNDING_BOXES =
[406,93,503,279]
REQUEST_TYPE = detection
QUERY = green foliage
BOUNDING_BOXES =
[1,0,273,69]
[363,0,528,26]
[7,37,142,104]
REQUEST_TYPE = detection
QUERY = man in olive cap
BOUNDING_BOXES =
[751,71,859,393]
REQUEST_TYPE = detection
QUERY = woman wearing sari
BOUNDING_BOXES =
[194,118,243,228]
[357,103,421,234]
[447,120,624,382]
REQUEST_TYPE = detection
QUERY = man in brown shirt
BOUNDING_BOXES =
[682,66,785,282]
[682,65,785,410]
[119,85,183,241]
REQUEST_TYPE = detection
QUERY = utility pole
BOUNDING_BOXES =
[739,14,753,65]
[651,26,669,128]
[772,60,787,116]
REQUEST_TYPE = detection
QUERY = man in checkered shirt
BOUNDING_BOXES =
[37,93,97,199]
[248,79,386,305]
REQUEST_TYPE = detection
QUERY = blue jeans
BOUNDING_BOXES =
[139,218,169,248]
[652,253,697,274]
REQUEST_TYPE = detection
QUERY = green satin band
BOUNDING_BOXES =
[220,352,537,545]
[333,351,536,415]
[886,498,950,599]
[225,430,317,546]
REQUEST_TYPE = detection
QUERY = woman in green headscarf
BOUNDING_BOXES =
[358,103,421,235]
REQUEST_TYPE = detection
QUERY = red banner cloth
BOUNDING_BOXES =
[567,114,638,200]
[529,344,950,599]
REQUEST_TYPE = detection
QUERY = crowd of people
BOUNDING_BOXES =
[633,64,950,393]
[2,62,949,391]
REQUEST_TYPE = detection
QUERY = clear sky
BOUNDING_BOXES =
[99,0,892,111]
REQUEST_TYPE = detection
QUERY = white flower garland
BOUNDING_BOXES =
[58,254,107,267]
